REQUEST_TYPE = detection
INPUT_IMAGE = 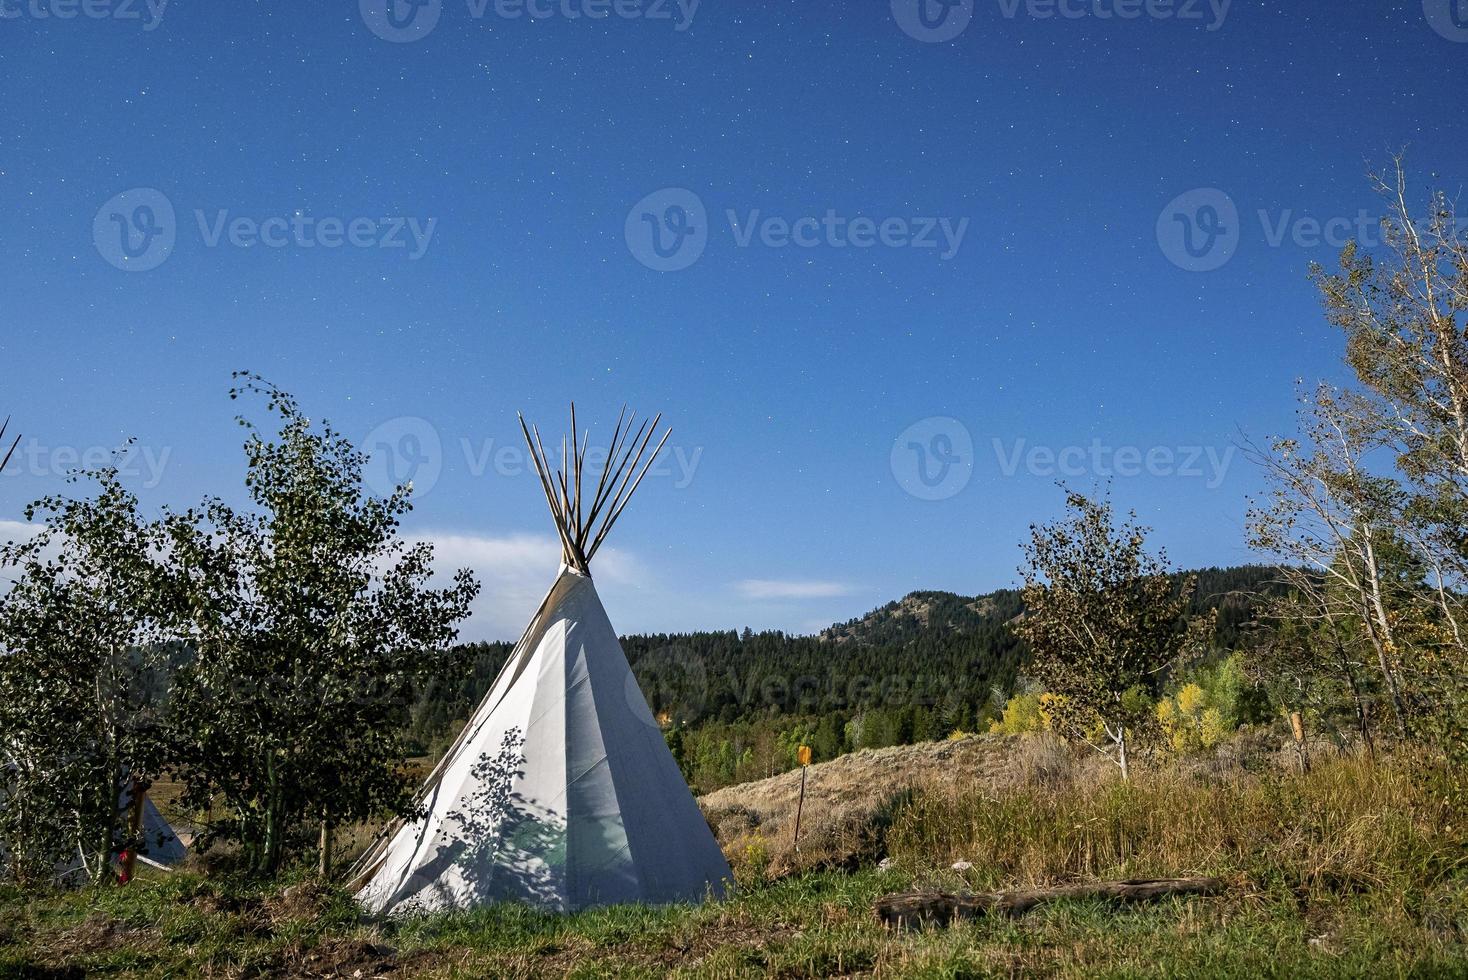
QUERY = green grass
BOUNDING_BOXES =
[4,868,1464,978]
[4,753,1467,977]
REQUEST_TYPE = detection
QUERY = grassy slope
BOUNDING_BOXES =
[4,737,1467,978]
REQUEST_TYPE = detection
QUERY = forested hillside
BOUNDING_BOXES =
[404,564,1284,792]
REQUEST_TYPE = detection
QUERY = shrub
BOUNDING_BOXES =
[989,692,1046,735]
[1157,656,1250,754]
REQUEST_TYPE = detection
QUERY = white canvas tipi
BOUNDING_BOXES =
[353,408,731,915]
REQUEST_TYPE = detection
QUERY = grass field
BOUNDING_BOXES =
[4,738,1466,978]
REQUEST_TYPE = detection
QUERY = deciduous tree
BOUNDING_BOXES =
[1016,491,1197,779]
[0,464,175,885]
[164,376,479,875]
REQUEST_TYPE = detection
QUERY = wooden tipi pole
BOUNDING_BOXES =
[517,406,672,574]
[0,417,19,473]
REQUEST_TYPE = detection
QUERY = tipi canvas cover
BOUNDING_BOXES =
[354,408,731,915]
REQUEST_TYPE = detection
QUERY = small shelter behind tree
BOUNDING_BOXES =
[116,780,188,873]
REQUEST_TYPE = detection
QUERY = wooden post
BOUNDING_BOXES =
[1289,711,1310,773]
[792,745,811,851]
[319,816,334,878]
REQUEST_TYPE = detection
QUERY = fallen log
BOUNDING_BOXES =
[875,877,1226,929]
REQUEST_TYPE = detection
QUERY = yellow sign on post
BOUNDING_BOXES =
[793,745,812,850]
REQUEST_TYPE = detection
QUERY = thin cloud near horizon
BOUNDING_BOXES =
[733,579,857,600]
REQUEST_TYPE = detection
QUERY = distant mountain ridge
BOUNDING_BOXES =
[819,589,1024,646]
[816,565,1281,650]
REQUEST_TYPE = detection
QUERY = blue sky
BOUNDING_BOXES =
[3,0,1465,640]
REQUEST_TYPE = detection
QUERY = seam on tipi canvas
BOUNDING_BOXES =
[577,617,647,895]
[566,753,611,790]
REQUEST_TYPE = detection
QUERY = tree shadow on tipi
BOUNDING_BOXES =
[414,728,567,911]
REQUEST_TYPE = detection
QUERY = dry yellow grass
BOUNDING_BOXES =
[887,745,1468,898]
[700,732,1466,898]
[698,734,1041,880]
